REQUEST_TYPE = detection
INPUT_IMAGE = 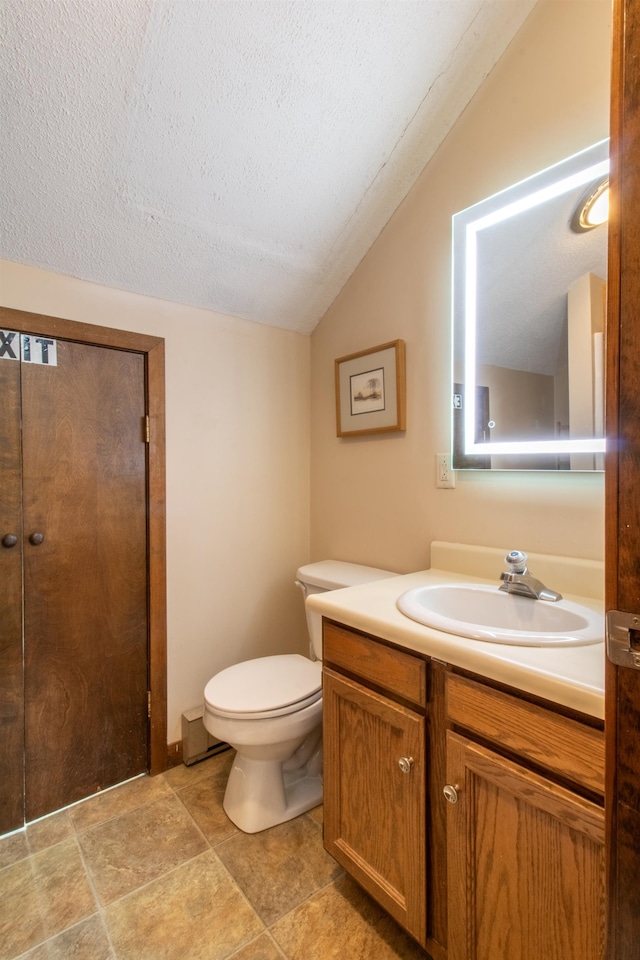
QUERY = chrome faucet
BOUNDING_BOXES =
[499,550,562,602]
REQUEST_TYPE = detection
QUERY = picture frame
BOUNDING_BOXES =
[335,339,406,437]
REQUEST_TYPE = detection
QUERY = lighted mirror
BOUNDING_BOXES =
[452,139,609,471]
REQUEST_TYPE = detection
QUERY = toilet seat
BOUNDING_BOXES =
[204,654,322,720]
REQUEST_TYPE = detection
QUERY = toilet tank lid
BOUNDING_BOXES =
[296,559,399,590]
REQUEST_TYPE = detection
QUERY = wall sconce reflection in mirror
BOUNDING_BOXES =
[571,177,609,232]
[452,139,609,471]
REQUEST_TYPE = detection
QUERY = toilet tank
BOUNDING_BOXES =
[295,560,399,660]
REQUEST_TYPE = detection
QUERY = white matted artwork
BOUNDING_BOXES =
[335,340,406,437]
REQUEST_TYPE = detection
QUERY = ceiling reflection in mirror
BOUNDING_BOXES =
[452,140,609,471]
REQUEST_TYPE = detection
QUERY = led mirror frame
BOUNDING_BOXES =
[453,140,609,463]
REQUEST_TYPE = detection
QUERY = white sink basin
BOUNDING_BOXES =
[396,583,603,646]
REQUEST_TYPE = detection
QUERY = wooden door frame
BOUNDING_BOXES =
[605,0,640,955]
[0,305,167,777]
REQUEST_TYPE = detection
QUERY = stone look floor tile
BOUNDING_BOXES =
[216,813,343,925]
[78,794,208,905]
[163,748,234,790]
[175,754,239,845]
[104,849,263,960]
[270,874,428,960]
[26,810,74,854]
[0,838,96,960]
[1,758,429,960]
[0,830,29,869]
[229,933,286,960]
[19,915,114,960]
[69,775,174,833]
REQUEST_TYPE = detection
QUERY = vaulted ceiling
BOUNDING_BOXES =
[1,0,537,333]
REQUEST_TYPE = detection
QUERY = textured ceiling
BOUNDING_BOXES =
[1,0,537,333]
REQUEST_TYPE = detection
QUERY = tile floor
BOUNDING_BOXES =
[0,750,429,960]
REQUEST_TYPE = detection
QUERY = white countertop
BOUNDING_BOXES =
[307,567,605,720]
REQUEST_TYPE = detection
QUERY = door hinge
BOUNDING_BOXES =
[606,610,640,669]
[147,691,152,719]
[143,415,150,443]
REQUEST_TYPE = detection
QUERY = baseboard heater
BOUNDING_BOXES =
[181,706,230,765]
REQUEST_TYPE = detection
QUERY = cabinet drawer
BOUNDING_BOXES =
[446,672,605,796]
[323,620,426,707]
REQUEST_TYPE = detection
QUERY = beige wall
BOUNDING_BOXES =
[0,260,311,742]
[0,0,611,746]
[310,0,610,575]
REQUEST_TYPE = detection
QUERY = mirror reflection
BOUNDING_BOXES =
[452,140,609,471]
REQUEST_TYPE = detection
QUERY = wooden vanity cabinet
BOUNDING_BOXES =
[322,620,429,949]
[321,618,606,960]
[445,673,606,960]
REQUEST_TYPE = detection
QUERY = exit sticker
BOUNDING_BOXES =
[0,330,58,366]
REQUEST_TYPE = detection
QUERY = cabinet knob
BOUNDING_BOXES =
[443,784,459,804]
[398,757,414,774]
[2,533,18,548]
[29,532,44,546]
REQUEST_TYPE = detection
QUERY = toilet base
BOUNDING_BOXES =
[223,735,323,833]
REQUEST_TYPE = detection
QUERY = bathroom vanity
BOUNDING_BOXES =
[308,544,606,960]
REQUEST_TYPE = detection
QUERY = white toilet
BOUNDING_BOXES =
[203,560,397,833]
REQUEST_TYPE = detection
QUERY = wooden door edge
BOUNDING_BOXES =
[147,337,167,775]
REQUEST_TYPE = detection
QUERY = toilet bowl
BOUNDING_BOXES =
[203,560,398,833]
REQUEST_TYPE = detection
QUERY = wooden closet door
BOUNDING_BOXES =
[0,349,25,833]
[22,338,149,820]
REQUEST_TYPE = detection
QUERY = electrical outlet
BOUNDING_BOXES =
[436,452,456,488]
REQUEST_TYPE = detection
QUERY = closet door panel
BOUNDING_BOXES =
[21,340,149,820]
[0,355,24,833]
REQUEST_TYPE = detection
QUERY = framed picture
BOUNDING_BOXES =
[335,339,406,437]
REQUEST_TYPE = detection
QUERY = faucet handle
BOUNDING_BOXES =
[504,550,528,574]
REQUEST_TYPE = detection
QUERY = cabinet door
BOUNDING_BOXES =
[323,667,427,945]
[446,731,606,960]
